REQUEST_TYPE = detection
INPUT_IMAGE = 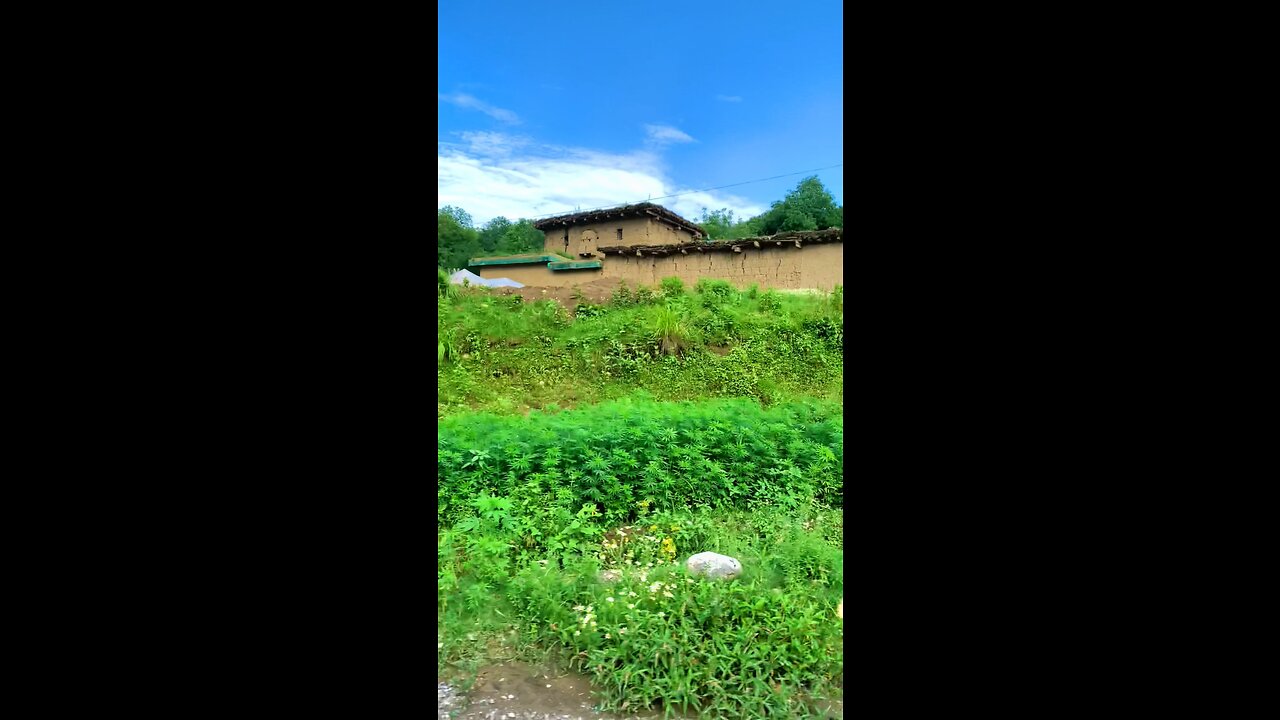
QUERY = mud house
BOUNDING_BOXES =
[469,202,843,291]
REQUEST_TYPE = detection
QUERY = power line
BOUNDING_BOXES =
[525,163,843,220]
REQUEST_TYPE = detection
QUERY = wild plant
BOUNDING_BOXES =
[659,276,684,297]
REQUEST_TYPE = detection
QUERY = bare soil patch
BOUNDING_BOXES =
[439,660,664,720]
[492,278,627,314]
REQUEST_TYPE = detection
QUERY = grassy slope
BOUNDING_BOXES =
[438,280,843,418]
[438,279,844,718]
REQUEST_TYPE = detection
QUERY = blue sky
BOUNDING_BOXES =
[438,0,843,226]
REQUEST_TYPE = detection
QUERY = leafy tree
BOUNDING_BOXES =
[440,205,474,230]
[698,208,762,241]
[496,220,545,255]
[479,216,513,253]
[698,208,738,240]
[438,209,481,270]
[755,176,842,235]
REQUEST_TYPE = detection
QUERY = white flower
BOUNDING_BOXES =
[663,591,674,598]
[618,627,627,634]
[574,630,581,636]
[627,604,636,609]
[657,611,665,618]
[573,605,585,612]
[606,597,615,603]
[604,633,611,639]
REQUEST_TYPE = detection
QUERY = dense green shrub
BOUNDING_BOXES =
[438,397,842,531]
[758,289,782,313]
[695,278,735,308]
[660,276,685,297]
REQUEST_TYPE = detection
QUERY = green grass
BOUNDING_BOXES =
[439,504,843,718]
[438,277,844,718]
[437,278,843,418]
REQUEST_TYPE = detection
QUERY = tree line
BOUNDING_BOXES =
[438,176,842,271]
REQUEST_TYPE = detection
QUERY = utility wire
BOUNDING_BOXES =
[525,163,844,220]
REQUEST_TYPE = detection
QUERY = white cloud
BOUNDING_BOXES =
[438,92,521,125]
[438,132,763,227]
[643,124,696,145]
[715,94,743,103]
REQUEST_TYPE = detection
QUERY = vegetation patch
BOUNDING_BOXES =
[438,279,843,418]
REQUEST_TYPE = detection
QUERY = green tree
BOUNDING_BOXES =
[479,216,513,253]
[755,177,842,235]
[698,208,737,240]
[438,208,481,270]
[439,205,474,230]
[496,220,545,255]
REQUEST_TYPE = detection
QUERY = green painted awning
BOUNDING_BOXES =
[548,260,603,270]
[468,254,561,267]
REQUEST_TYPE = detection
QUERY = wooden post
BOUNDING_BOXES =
[636,250,643,256]
[794,240,802,248]
[680,249,687,254]
[753,241,761,248]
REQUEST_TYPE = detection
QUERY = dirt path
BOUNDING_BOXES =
[438,659,841,720]
[438,660,663,720]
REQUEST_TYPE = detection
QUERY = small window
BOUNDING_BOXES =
[617,228,623,241]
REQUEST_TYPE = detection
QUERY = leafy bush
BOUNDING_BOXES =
[695,278,735,305]
[611,282,636,307]
[634,284,657,306]
[758,289,782,313]
[438,397,842,531]
[660,276,685,297]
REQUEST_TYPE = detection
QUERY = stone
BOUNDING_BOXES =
[685,552,742,580]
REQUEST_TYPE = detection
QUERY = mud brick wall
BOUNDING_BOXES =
[601,243,842,291]
[475,264,602,287]
[542,218,694,257]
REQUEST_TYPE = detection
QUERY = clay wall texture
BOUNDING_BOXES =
[475,264,602,287]
[542,218,696,256]
[599,243,842,291]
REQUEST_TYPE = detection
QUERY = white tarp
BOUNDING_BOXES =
[449,269,523,288]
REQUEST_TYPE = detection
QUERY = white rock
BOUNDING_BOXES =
[685,552,742,580]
